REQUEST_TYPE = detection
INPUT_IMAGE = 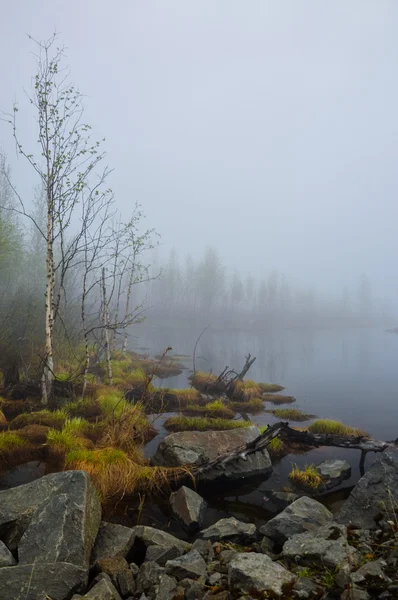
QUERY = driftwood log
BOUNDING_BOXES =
[196,421,394,479]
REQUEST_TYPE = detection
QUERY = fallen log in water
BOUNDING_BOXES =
[196,421,394,479]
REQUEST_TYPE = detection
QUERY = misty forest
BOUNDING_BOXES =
[0,5,398,600]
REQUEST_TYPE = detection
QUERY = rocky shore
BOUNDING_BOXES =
[0,447,397,599]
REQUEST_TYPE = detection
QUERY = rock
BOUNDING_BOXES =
[184,580,206,600]
[0,470,100,553]
[259,496,333,546]
[83,578,122,599]
[169,486,207,532]
[129,562,139,576]
[316,459,351,490]
[292,577,324,599]
[18,483,101,568]
[153,427,272,481]
[155,573,177,600]
[129,525,190,560]
[199,517,256,544]
[0,539,16,566]
[136,562,165,599]
[208,572,222,586]
[340,587,370,600]
[351,560,392,589]
[283,523,360,570]
[337,448,398,528]
[96,556,135,598]
[145,544,183,566]
[0,562,88,600]
[228,552,296,598]
[191,539,214,562]
[92,522,135,563]
[165,549,207,582]
[268,491,301,509]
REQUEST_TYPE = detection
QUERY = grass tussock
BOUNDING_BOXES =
[65,447,186,500]
[189,371,222,395]
[164,415,251,432]
[289,464,323,489]
[230,379,263,402]
[17,424,50,444]
[0,409,6,427]
[258,426,287,457]
[9,409,67,431]
[228,398,264,413]
[0,431,36,470]
[0,399,36,420]
[46,426,92,457]
[64,397,102,419]
[95,387,130,418]
[259,382,285,393]
[307,419,368,437]
[262,394,296,405]
[183,399,235,419]
[98,402,156,451]
[266,408,316,422]
[168,388,201,405]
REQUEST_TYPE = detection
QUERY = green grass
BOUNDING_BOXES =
[95,388,130,418]
[164,416,252,432]
[168,388,201,404]
[258,426,286,456]
[307,419,368,437]
[266,408,315,422]
[64,397,102,419]
[259,383,285,393]
[0,431,27,450]
[10,409,68,431]
[262,394,296,405]
[229,398,264,413]
[230,379,263,401]
[289,464,323,489]
[184,399,235,419]
[46,427,90,455]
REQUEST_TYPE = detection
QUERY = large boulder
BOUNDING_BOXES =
[336,448,398,528]
[0,562,88,600]
[0,539,16,566]
[152,427,272,481]
[259,496,332,546]
[316,459,351,490]
[0,470,101,560]
[228,553,296,598]
[83,578,122,599]
[169,486,207,532]
[282,523,360,570]
[91,522,135,563]
[199,517,256,544]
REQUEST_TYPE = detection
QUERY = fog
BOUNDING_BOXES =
[1,1,398,317]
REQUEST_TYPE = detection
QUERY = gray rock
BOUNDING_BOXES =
[268,491,301,509]
[283,523,360,570]
[0,562,88,600]
[0,470,100,552]
[351,560,392,588]
[191,539,214,562]
[169,486,207,532]
[184,581,206,600]
[165,549,207,581]
[18,485,101,569]
[316,459,351,490]
[208,572,222,586]
[259,496,333,545]
[228,552,296,598]
[0,539,16,566]
[340,587,370,600]
[155,574,177,600]
[83,578,122,599]
[95,556,135,598]
[292,577,324,599]
[199,517,256,544]
[129,563,139,576]
[153,427,272,482]
[145,544,183,566]
[130,526,190,556]
[136,562,165,599]
[337,448,398,528]
[92,522,135,563]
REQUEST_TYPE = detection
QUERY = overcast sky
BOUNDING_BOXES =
[1,1,398,299]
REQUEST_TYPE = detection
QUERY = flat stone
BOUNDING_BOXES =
[153,427,272,482]
[0,539,16,566]
[18,482,101,568]
[83,578,122,599]
[282,523,360,570]
[316,459,351,490]
[199,517,256,544]
[228,552,296,598]
[259,496,333,546]
[337,449,398,528]
[169,486,207,532]
[165,549,207,582]
[0,562,88,600]
[92,522,135,563]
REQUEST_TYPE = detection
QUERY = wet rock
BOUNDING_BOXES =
[351,560,392,589]
[0,539,16,566]
[268,491,301,509]
[96,556,135,598]
[283,523,360,570]
[228,552,296,598]
[92,522,135,563]
[136,562,165,600]
[169,486,207,532]
[145,544,183,566]
[0,470,100,553]
[316,459,351,490]
[0,562,88,600]
[199,517,256,544]
[165,549,207,582]
[83,578,122,599]
[336,448,398,528]
[18,483,101,568]
[153,427,272,481]
[191,539,214,562]
[154,573,178,600]
[259,496,333,546]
